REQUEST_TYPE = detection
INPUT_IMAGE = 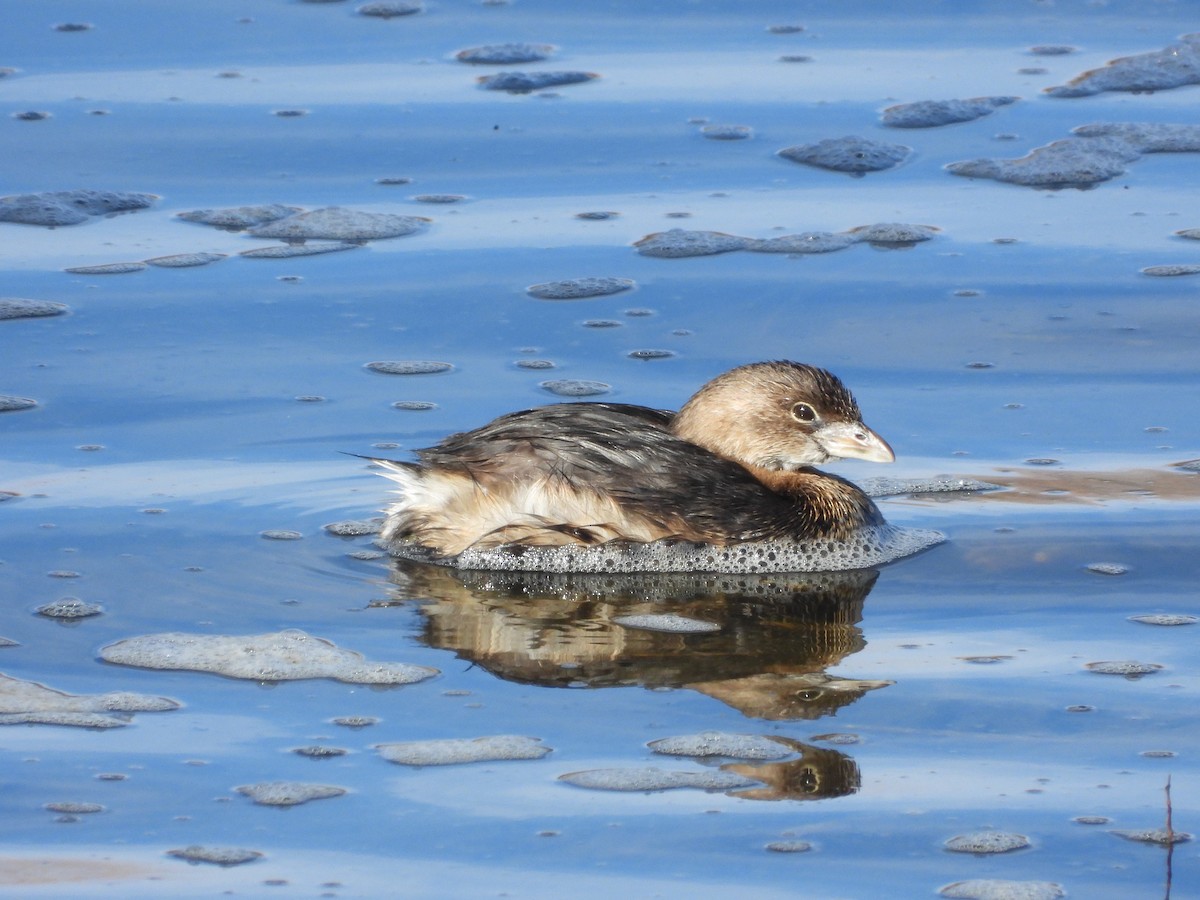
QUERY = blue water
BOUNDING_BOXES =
[2,2,1198,897]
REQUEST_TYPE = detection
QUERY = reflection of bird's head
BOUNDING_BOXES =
[672,361,894,471]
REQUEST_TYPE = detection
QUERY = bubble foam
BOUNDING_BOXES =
[376,735,551,766]
[392,523,944,574]
[1110,828,1193,845]
[881,96,1018,128]
[248,207,428,241]
[1142,264,1200,277]
[64,262,146,275]
[178,205,302,230]
[0,672,179,729]
[847,222,939,244]
[478,71,598,93]
[944,831,1030,854]
[637,223,935,259]
[648,732,793,760]
[634,229,751,258]
[559,767,758,792]
[366,360,453,376]
[948,122,1200,189]
[613,614,721,633]
[859,476,1002,497]
[746,232,857,254]
[947,137,1137,188]
[940,880,1064,900]
[457,43,555,64]
[0,395,36,412]
[99,629,439,684]
[235,782,346,806]
[1128,613,1196,626]
[144,252,227,268]
[777,136,911,173]
[36,598,102,618]
[539,379,610,397]
[166,846,264,867]
[701,124,753,140]
[358,1,423,17]
[0,297,69,320]
[1085,660,1162,677]
[527,276,635,299]
[1046,33,1200,97]
[240,242,361,258]
[0,190,156,227]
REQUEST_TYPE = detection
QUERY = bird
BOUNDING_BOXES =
[372,361,895,562]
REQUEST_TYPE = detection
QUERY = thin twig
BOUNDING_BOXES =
[1164,775,1174,900]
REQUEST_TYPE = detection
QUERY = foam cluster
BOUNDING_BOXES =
[392,523,944,574]
[99,629,439,684]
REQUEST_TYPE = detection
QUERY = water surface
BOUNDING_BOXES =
[1,2,1198,897]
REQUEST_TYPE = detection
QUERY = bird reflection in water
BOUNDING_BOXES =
[385,561,890,715]
[381,561,892,801]
[726,737,863,802]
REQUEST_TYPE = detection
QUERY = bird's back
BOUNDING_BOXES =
[378,402,811,556]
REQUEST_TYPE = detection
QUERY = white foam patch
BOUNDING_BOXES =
[63,262,146,275]
[1084,660,1162,677]
[881,96,1018,128]
[394,523,943,574]
[247,207,428,241]
[240,242,361,258]
[99,629,439,684]
[539,378,610,397]
[746,232,856,254]
[144,252,227,268]
[235,782,347,806]
[1128,614,1196,626]
[944,832,1030,854]
[648,732,793,760]
[948,122,1200,189]
[634,229,750,257]
[477,71,598,92]
[700,124,753,140]
[613,614,721,633]
[0,672,179,729]
[847,222,939,243]
[457,43,555,65]
[1111,829,1193,845]
[178,204,301,230]
[940,880,1064,900]
[527,276,634,299]
[558,767,758,792]
[167,846,264,866]
[359,2,423,18]
[375,735,551,766]
[1045,33,1200,97]
[0,189,156,226]
[1142,264,1200,276]
[0,395,37,411]
[0,297,69,319]
[777,136,911,173]
[637,223,935,259]
[860,476,1002,497]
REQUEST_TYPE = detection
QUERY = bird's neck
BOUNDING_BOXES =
[744,464,884,539]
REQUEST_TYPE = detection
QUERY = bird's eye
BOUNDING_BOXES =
[791,402,817,422]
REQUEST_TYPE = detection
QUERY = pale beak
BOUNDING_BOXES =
[816,421,895,463]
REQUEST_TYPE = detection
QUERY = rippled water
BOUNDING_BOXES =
[2,2,1198,897]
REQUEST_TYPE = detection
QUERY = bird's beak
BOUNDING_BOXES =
[816,421,895,463]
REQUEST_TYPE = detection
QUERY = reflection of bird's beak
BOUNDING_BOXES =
[817,421,896,463]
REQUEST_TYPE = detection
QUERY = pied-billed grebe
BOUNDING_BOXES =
[374,361,896,561]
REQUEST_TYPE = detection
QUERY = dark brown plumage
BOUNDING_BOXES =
[374,361,895,559]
